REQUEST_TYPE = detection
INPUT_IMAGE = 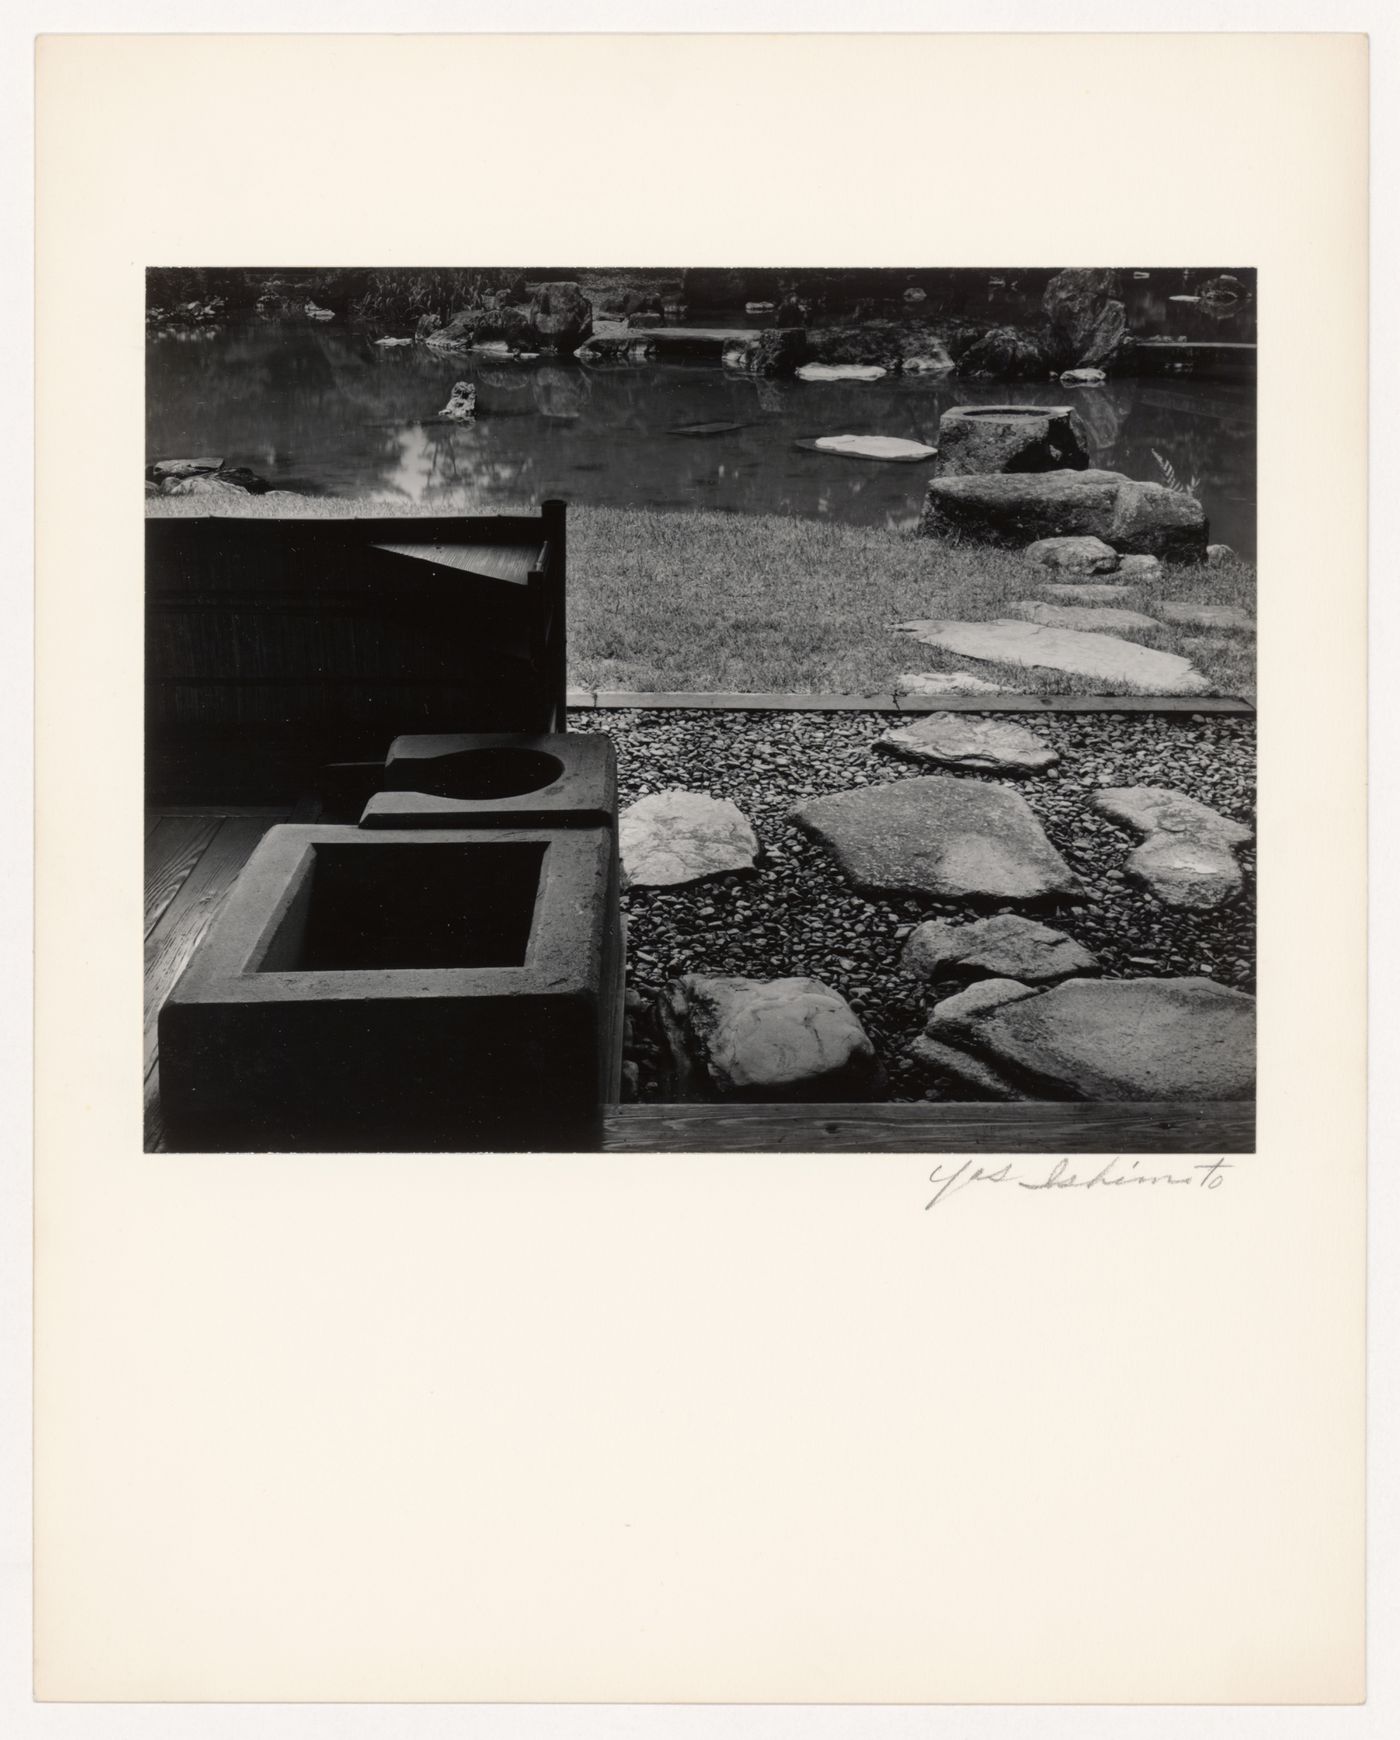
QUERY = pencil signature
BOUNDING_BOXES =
[925,1156,1234,1209]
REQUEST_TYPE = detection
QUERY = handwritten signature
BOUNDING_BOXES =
[925,1156,1234,1209]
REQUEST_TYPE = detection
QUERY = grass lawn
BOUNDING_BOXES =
[147,494,1257,699]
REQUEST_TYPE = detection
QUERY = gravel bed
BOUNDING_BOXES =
[570,709,1256,1102]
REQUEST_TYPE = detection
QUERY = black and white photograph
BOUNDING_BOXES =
[144,263,1257,1154]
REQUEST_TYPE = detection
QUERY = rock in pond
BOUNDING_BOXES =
[1060,368,1108,387]
[803,434,938,462]
[1043,268,1128,368]
[893,671,1007,697]
[1008,600,1163,633]
[931,404,1088,479]
[149,456,224,481]
[657,974,880,1101]
[876,714,1059,775]
[620,791,759,889]
[1024,535,1120,574]
[1155,602,1255,632]
[1091,786,1252,911]
[796,362,887,382]
[915,976,1256,1101]
[791,776,1079,903]
[439,381,477,421]
[893,618,1213,694]
[903,915,1099,986]
[919,467,1209,562]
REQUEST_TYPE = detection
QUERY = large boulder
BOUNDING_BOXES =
[791,776,1079,903]
[914,976,1256,1101]
[931,405,1089,478]
[527,281,592,353]
[955,325,1056,380]
[658,974,880,1101]
[1042,268,1128,369]
[918,468,1209,561]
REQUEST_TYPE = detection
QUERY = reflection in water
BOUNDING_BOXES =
[147,315,1257,555]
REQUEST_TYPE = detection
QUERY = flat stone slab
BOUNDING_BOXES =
[1155,601,1255,632]
[620,791,759,888]
[893,671,1006,697]
[1008,600,1164,633]
[1024,535,1120,574]
[892,618,1213,695]
[791,776,1080,902]
[800,434,937,462]
[658,974,879,1100]
[937,976,1256,1101]
[877,713,1059,775]
[1092,786,1252,910]
[904,915,1099,986]
[797,362,888,382]
[1041,584,1133,603]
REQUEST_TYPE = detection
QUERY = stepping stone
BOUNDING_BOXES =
[657,974,879,1100]
[620,791,759,888]
[1155,601,1255,632]
[894,671,1006,697]
[797,362,888,382]
[892,618,1213,695]
[1041,584,1132,603]
[669,419,754,437]
[1024,535,1120,574]
[1091,786,1252,910]
[927,976,1256,1101]
[903,915,1099,986]
[1008,600,1163,633]
[925,978,1039,1027]
[877,713,1058,775]
[791,776,1079,902]
[796,434,937,462]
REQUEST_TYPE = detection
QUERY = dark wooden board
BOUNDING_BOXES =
[577,691,1254,716]
[602,1101,1254,1154]
[143,816,277,1080]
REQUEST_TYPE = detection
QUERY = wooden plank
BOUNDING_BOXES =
[143,816,275,1080]
[582,690,1254,716]
[602,1101,1254,1154]
[370,541,544,587]
[143,815,220,937]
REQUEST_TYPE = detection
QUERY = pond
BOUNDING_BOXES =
[147,317,1257,556]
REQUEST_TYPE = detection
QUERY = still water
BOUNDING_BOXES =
[147,319,1257,556]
